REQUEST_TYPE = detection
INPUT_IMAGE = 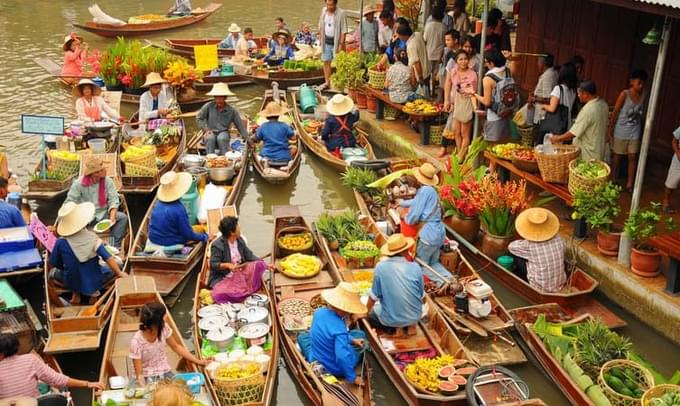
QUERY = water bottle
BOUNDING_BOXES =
[543,133,555,154]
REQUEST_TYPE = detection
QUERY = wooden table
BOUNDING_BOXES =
[648,232,680,295]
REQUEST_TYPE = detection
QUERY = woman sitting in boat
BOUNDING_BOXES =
[219,23,242,49]
[0,332,103,400]
[49,202,127,305]
[301,282,367,386]
[508,208,566,292]
[73,79,122,124]
[264,31,294,66]
[0,177,24,229]
[61,33,86,78]
[63,156,127,248]
[130,302,209,385]
[146,171,207,254]
[208,216,259,287]
[139,72,175,123]
[320,94,360,156]
[252,101,296,166]
[167,0,191,16]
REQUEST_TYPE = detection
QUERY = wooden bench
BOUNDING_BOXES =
[648,232,680,295]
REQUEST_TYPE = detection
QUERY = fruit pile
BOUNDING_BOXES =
[48,150,80,161]
[121,145,155,162]
[199,289,213,306]
[403,99,441,115]
[341,240,379,260]
[491,143,522,159]
[277,232,313,252]
[603,366,645,399]
[404,355,475,394]
[278,253,322,278]
[513,148,536,162]
[574,159,609,179]
[215,362,260,381]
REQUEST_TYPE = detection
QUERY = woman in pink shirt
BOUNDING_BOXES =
[0,333,103,399]
[61,33,86,79]
[442,50,478,159]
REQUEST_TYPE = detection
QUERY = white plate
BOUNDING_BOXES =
[94,219,113,233]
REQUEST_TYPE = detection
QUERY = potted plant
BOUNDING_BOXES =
[330,51,366,102]
[572,182,623,256]
[624,202,675,277]
[164,59,204,102]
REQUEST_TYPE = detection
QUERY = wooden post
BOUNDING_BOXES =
[472,0,489,141]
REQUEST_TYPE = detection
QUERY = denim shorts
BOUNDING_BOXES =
[321,42,334,62]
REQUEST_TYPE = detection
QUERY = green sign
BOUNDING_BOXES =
[21,114,64,136]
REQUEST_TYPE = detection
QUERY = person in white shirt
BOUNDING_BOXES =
[318,0,348,89]
[235,27,257,59]
[139,72,175,122]
[73,79,121,123]
[378,10,394,52]
[529,53,558,134]
[398,25,431,94]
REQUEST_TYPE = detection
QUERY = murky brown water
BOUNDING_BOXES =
[1,1,677,405]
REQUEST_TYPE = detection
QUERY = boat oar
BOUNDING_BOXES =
[234,253,272,270]
[81,288,113,317]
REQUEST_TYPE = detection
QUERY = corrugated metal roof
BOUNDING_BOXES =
[635,0,680,9]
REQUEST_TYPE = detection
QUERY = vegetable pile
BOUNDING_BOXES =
[574,159,608,179]
[604,366,645,399]
[341,240,379,260]
[648,389,680,406]
[491,143,522,159]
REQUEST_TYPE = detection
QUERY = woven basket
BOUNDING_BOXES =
[384,105,400,120]
[214,362,264,405]
[535,145,580,184]
[517,126,535,147]
[368,68,387,89]
[122,146,156,168]
[568,159,611,195]
[124,162,158,177]
[598,359,654,406]
[276,226,314,256]
[47,151,81,179]
[511,149,539,173]
[429,124,445,145]
[641,384,680,406]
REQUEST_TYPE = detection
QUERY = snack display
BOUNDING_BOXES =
[490,143,522,160]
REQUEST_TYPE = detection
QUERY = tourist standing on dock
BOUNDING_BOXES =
[438,29,460,103]
[378,10,394,52]
[398,24,431,98]
[529,53,558,139]
[360,6,379,55]
[662,125,680,213]
[472,49,512,144]
[0,177,24,229]
[442,50,477,159]
[318,0,348,90]
[424,6,446,95]
[449,0,471,37]
[197,83,248,155]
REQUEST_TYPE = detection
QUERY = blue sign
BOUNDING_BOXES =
[21,114,64,136]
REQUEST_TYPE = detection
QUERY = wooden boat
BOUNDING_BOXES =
[245,68,325,89]
[34,57,94,86]
[95,276,213,405]
[291,89,377,172]
[250,89,302,184]
[269,205,373,406]
[165,37,270,58]
[74,3,222,38]
[44,195,133,354]
[194,74,253,90]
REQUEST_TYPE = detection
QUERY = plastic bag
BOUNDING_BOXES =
[211,260,267,303]
[514,104,528,127]
[197,183,228,224]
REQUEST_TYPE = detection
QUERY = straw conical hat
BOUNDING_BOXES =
[157,171,193,202]
[515,208,560,242]
[261,101,289,118]
[72,79,101,97]
[380,233,416,256]
[142,72,167,88]
[206,82,236,97]
[57,202,95,237]
[413,163,439,186]
[83,156,106,176]
[321,282,367,315]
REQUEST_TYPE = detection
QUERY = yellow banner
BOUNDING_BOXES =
[194,44,218,71]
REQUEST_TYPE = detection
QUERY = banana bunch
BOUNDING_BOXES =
[199,289,213,306]
[48,150,80,161]
[404,354,455,392]
[121,145,155,162]
[279,253,321,278]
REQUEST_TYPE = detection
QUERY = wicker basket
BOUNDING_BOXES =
[213,362,265,405]
[276,226,314,256]
[47,151,81,179]
[429,124,445,145]
[384,105,400,120]
[368,68,387,89]
[641,384,680,406]
[568,159,611,195]
[511,149,539,173]
[598,359,654,406]
[122,146,156,168]
[124,162,158,177]
[535,145,580,184]
[517,126,535,147]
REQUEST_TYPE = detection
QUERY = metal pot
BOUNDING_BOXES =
[205,326,235,350]
[244,294,269,308]
[238,306,269,327]
[238,323,270,347]
[209,165,235,182]
[187,166,209,188]
[181,154,206,169]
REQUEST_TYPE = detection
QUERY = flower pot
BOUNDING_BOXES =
[366,95,377,113]
[348,88,359,103]
[630,247,661,277]
[596,228,622,256]
[481,232,514,260]
[355,90,368,109]
[444,214,480,244]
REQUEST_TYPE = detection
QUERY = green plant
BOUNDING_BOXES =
[341,167,377,193]
[99,37,177,88]
[331,51,366,90]
[573,182,622,233]
[624,202,675,251]
[316,211,369,247]
[467,0,498,17]
[573,320,632,379]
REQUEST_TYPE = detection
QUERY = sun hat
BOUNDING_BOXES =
[363,5,377,16]
[157,171,193,202]
[141,72,168,88]
[206,82,236,97]
[321,282,368,315]
[83,156,106,176]
[326,94,354,116]
[272,29,291,41]
[62,33,80,51]
[380,233,416,256]
[72,78,101,97]
[515,207,560,242]
[228,23,241,33]
[413,163,439,186]
[261,101,289,118]
[57,201,95,237]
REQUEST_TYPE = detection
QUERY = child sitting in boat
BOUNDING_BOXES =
[130,302,208,385]
[320,94,359,157]
[61,33,86,78]
[251,101,296,168]
[264,31,294,66]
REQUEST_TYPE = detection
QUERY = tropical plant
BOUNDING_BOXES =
[316,211,369,247]
[341,166,377,193]
[331,51,365,90]
[573,320,632,379]
[439,137,488,218]
[572,182,622,233]
[478,173,529,237]
[163,59,204,89]
[98,37,177,89]
[624,202,675,251]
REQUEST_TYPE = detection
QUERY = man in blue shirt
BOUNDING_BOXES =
[0,177,25,229]
[253,102,295,164]
[367,233,424,336]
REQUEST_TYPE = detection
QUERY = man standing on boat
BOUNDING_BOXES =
[318,0,348,90]
[197,83,248,155]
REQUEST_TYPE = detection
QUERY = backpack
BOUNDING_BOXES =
[489,70,519,119]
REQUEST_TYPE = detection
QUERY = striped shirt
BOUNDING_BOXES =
[508,236,566,292]
[0,354,69,398]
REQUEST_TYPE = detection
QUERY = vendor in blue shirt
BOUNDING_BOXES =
[146,171,207,253]
[377,17,410,67]
[321,94,360,155]
[264,31,295,66]
[367,233,424,336]
[49,202,126,305]
[0,177,24,228]
[219,23,242,49]
[252,101,295,164]
[400,163,452,286]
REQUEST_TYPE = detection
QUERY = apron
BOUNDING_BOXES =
[330,116,353,158]
[83,98,101,121]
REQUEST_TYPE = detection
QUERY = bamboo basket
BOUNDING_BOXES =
[568,159,611,195]
[47,150,81,179]
[641,384,680,406]
[124,162,158,177]
[598,359,654,406]
[213,362,265,405]
[384,105,400,120]
[368,68,387,89]
[122,146,156,168]
[276,226,314,256]
[535,145,580,184]
[511,149,539,173]
[517,125,535,147]
[429,124,445,145]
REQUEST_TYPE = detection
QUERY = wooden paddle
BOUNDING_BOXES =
[80,288,113,317]
[233,252,272,269]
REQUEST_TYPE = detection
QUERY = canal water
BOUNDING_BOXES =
[0,1,677,405]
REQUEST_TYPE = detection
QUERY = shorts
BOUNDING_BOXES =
[665,155,680,189]
[321,42,334,62]
[613,137,640,155]
[483,118,511,143]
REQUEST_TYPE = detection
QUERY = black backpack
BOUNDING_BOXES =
[488,70,520,119]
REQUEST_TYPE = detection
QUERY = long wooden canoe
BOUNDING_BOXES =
[74,3,222,38]
[269,205,373,406]
[95,276,213,405]
[44,195,133,354]
[291,90,376,172]
[251,89,301,184]
[165,37,270,59]
[245,69,325,89]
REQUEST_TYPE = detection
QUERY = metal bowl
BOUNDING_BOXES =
[209,165,235,182]
[181,154,206,169]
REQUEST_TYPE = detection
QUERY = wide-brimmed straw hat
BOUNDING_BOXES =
[142,72,167,88]
[72,79,101,97]
[321,282,368,315]
[326,94,354,116]
[228,23,241,33]
[413,163,439,186]
[206,82,235,97]
[272,29,291,41]
[515,207,560,242]
[380,233,415,256]
[157,171,193,202]
[57,202,95,237]
[83,156,106,176]
[261,101,289,118]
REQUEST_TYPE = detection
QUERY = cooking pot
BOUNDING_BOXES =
[238,306,269,327]
[198,315,229,332]
[206,326,235,350]
[244,294,269,308]
[238,322,270,347]
[86,121,115,138]
[181,154,206,169]
[209,165,235,182]
[187,166,209,188]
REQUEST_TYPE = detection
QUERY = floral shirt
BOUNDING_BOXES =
[295,30,316,45]
[386,62,412,104]
[129,325,173,377]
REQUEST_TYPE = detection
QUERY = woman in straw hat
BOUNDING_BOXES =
[508,207,566,292]
[251,101,296,165]
[264,30,294,66]
[400,162,452,286]
[320,94,360,156]
[219,23,242,49]
[73,79,122,123]
[63,156,127,248]
[300,282,367,386]
[139,72,175,122]
[146,171,207,253]
[367,233,424,336]
[49,202,126,304]
[197,83,248,155]
[60,32,87,79]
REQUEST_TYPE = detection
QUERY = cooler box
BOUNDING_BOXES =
[0,227,34,254]
[0,248,42,273]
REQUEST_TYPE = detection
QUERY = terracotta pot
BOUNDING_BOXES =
[366,95,377,113]
[596,228,622,256]
[348,88,359,103]
[630,247,661,277]
[481,232,514,260]
[444,214,480,244]
[355,90,368,109]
